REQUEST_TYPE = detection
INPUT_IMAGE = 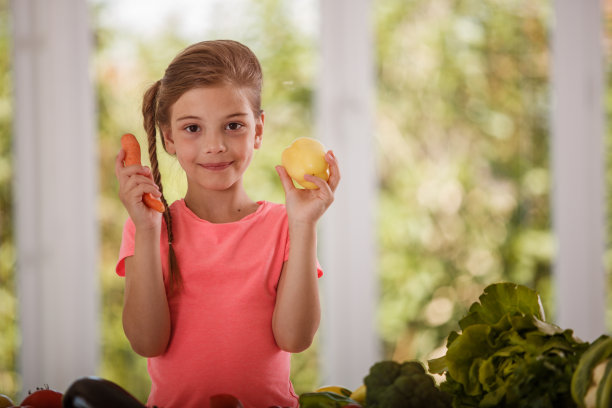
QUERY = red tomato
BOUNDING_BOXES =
[20,388,62,408]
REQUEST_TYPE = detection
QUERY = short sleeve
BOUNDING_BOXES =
[283,234,323,278]
[115,218,136,277]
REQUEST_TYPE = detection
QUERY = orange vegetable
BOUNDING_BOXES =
[120,133,165,213]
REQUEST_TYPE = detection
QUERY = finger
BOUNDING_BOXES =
[143,166,157,183]
[120,175,159,203]
[325,150,341,192]
[138,183,162,197]
[122,164,152,178]
[127,183,160,199]
[125,174,159,191]
[276,165,296,193]
[304,173,332,195]
[125,183,162,208]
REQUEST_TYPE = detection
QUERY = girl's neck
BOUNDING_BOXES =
[183,187,259,223]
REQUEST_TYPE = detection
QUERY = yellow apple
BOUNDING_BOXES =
[281,137,330,189]
[0,394,14,408]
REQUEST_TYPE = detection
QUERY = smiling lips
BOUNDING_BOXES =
[201,161,233,171]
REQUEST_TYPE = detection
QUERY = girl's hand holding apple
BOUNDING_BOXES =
[276,137,340,225]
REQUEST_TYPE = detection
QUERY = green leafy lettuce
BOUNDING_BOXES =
[428,282,589,408]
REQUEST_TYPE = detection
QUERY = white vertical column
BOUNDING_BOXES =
[11,0,99,394]
[551,0,606,341]
[317,0,380,388]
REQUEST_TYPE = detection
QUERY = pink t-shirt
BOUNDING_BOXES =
[116,200,322,408]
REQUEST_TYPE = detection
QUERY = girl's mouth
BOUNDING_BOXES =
[201,161,233,171]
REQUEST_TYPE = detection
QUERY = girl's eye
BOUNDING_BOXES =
[226,122,244,131]
[185,124,200,133]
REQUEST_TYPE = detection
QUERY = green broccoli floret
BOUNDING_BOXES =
[364,360,451,408]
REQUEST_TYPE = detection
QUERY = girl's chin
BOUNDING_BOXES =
[191,178,241,192]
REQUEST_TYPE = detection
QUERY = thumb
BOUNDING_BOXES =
[114,148,127,177]
[276,165,296,194]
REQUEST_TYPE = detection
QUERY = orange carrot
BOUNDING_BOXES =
[120,133,165,213]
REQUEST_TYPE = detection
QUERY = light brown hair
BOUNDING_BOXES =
[141,40,264,292]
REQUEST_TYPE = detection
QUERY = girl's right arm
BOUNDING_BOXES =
[115,149,171,357]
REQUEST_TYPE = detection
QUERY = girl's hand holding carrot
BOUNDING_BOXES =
[115,133,165,228]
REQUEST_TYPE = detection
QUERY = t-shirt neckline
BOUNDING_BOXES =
[177,199,267,225]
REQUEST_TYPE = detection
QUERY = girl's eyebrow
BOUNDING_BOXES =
[176,115,201,122]
[225,112,249,119]
[175,112,248,122]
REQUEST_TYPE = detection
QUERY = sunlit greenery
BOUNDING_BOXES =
[375,0,554,362]
[0,0,17,400]
[2,0,612,404]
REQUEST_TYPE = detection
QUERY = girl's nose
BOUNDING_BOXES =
[204,132,226,154]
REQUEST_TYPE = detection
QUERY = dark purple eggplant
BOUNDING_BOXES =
[62,377,146,408]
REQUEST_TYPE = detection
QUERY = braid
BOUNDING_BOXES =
[142,80,182,294]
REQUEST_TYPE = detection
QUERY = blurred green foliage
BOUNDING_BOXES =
[1,0,611,404]
[375,0,555,362]
[0,0,17,400]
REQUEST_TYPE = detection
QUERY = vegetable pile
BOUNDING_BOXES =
[306,282,612,408]
[428,282,589,407]
[4,283,612,408]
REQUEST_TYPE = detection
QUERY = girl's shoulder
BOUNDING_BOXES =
[256,200,288,221]
[259,200,286,213]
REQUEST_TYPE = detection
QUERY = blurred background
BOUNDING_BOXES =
[0,0,610,403]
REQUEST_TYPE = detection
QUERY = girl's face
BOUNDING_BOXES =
[163,85,263,193]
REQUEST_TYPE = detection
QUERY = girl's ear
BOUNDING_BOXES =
[254,112,264,149]
[162,127,176,154]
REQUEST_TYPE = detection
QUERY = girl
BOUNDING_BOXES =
[114,40,340,408]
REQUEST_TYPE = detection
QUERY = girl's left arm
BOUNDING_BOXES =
[272,151,340,353]
[273,221,321,353]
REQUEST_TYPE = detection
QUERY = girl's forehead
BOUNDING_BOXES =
[172,86,252,118]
